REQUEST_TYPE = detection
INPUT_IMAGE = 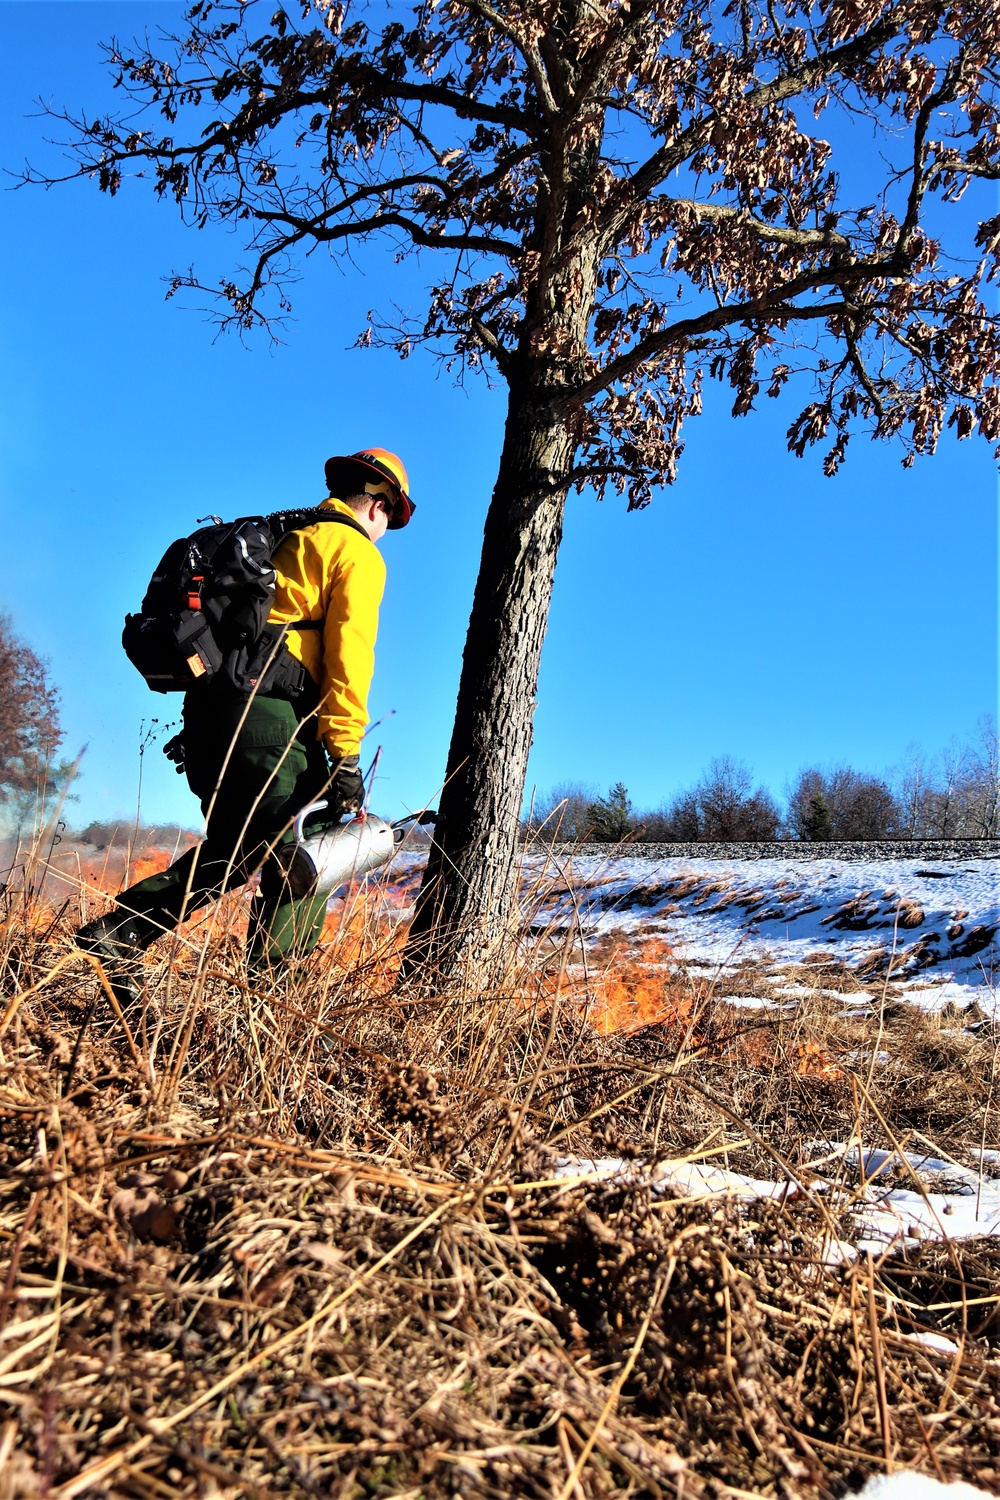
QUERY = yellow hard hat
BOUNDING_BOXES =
[324,447,414,529]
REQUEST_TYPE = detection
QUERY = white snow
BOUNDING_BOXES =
[383,849,998,1025]
[521,852,999,1010]
[855,1475,993,1500]
[904,979,994,1010]
[819,1145,1000,1252]
[557,1140,1000,1250]
[710,994,780,1009]
[899,1330,961,1355]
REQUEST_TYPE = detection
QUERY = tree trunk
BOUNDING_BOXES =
[406,389,574,984]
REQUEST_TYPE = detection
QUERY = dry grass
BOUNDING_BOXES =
[2,835,1000,1499]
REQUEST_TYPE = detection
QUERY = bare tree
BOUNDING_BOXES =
[0,614,65,820]
[967,714,1000,836]
[923,737,971,835]
[77,819,194,851]
[789,764,899,838]
[883,726,1000,838]
[892,743,932,838]
[829,767,899,837]
[524,780,596,841]
[697,756,781,840]
[34,0,1000,977]
[636,790,701,841]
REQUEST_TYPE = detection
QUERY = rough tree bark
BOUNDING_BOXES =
[407,389,574,981]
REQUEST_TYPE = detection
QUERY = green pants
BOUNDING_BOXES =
[118,688,331,966]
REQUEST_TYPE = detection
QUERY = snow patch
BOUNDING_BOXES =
[557,1140,1000,1251]
[854,1475,993,1499]
[900,1330,961,1355]
[713,994,781,1010]
[524,853,999,1006]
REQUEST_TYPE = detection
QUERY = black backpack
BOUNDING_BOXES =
[122,507,368,696]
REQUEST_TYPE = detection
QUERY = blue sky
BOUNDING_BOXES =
[1,0,997,831]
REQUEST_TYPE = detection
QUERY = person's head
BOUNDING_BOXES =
[342,489,394,542]
[324,448,414,534]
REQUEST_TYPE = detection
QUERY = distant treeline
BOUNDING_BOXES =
[526,719,1000,843]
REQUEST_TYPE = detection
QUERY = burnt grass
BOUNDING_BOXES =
[2,876,1000,1499]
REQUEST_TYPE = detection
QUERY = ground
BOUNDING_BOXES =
[1,836,999,1498]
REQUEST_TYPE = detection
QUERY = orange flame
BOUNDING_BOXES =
[558,934,694,1036]
[793,1040,843,1080]
[317,885,406,993]
[124,853,175,885]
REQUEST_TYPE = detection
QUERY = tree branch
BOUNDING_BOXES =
[558,290,856,409]
[257,203,521,259]
[937,159,1000,180]
[844,315,887,418]
[163,70,535,138]
[650,197,852,251]
[469,314,514,373]
[350,69,538,133]
[598,0,912,245]
[562,0,665,115]
[899,68,960,246]
[454,0,560,117]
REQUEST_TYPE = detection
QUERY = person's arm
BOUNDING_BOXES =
[318,537,386,759]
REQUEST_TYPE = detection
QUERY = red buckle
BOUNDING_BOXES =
[186,575,204,611]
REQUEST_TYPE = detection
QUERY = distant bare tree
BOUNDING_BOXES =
[892,744,933,838]
[921,738,970,836]
[829,767,899,838]
[967,715,1000,836]
[635,761,779,841]
[0,614,65,821]
[77,820,195,852]
[789,765,899,839]
[696,757,781,841]
[524,781,597,842]
[663,791,703,842]
[636,790,701,841]
[889,724,998,838]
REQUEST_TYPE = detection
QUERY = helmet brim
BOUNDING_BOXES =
[385,493,415,530]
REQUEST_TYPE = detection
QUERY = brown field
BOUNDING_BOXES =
[2,836,1000,1499]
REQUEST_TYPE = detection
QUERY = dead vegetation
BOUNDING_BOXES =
[2,837,1000,1499]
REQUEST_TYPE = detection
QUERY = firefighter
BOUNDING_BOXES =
[76,448,413,988]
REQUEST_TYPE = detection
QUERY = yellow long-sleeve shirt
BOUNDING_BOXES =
[267,498,386,758]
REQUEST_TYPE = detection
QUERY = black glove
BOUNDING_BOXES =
[163,732,187,775]
[329,752,364,816]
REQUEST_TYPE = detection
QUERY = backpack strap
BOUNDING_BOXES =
[270,507,372,632]
[314,509,370,541]
[268,506,371,544]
